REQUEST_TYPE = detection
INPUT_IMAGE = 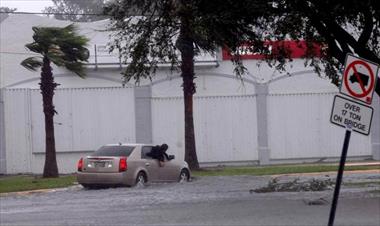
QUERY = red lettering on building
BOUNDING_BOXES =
[222,41,322,60]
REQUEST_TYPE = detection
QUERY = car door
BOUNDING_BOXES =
[158,155,179,181]
[141,146,160,182]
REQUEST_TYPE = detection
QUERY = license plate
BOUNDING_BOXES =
[95,162,105,167]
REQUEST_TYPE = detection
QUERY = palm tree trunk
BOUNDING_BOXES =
[178,10,200,170]
[41,56,59,178]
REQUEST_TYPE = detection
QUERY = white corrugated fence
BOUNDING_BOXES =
[1,81,375,174]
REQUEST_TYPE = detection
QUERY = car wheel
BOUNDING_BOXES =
[135,172,147,187]
[179,169,190,183]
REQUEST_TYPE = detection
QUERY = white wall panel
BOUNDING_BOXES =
[4,87,135,173]
[267,93,371,159]
[72,88,135,150]
[152,95,258,163]
[29,87,135,153]
[53,89,75,152]
[4,89,32,173]
[152,97,185,159]
[70,87,136,151]
[29,89,44,153]
[195,95,258,162]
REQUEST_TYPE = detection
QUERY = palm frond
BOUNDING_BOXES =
[20,57,43,71]
[25,43,43,53]
[47,45,66,66]
[65,62,86,78]
[63,23,76,32]
[23,24,90,78]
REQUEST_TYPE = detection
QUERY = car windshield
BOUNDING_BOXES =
[92,145,135,157]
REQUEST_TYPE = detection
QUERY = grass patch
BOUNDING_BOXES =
[0,174,76,194]
[192,164,379,177]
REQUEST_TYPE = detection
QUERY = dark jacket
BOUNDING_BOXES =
[147,145,168,161]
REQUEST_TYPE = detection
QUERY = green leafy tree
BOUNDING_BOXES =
[261,0,380,96]
[105,0,268,170]
[21,25,89,177]
[44,0,107,22]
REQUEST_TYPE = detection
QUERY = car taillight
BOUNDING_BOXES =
[119,157,127,172]
[77,158,83,172]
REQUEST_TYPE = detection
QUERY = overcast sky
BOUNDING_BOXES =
[1,0,54,13]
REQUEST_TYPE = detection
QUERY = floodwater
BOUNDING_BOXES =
[1,172,379,226]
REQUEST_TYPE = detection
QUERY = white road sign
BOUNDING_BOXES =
[330,95,373,135]
[340,54,378,104]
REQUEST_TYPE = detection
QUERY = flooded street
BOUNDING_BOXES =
[1,173,379,226]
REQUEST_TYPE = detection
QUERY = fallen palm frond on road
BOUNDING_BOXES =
[252,177,334,193]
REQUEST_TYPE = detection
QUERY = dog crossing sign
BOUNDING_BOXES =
[340,54,378,104]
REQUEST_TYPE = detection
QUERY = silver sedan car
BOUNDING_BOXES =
[77,143,191,188]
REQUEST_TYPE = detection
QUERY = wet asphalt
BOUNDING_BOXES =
[1,172,379,226]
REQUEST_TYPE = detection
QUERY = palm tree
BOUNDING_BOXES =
[21,24,89,178]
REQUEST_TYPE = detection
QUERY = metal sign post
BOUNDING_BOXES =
[327,129,351,226]
[328,54,378,226]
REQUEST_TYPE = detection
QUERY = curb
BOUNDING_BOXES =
[345,162,380,166]
[0,188,58,197]
[0,185,80,197]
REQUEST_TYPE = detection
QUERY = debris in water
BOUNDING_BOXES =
[252,177,334,193]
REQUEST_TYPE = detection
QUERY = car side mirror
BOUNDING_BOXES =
[168,155,175,160]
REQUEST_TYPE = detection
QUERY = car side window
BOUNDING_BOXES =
[141,146,153,159]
